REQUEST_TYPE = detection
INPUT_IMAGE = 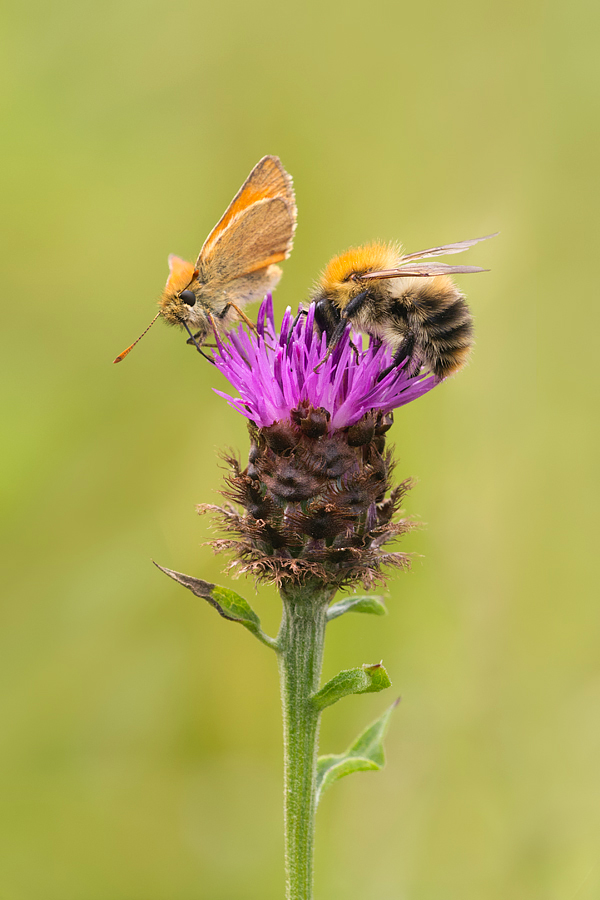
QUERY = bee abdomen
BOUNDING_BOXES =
[421,296,473,377]
[399,284,474,378]
[423,296,471,335]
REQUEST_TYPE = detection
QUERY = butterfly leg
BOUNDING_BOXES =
[215,305,276,352]
[186,330,218,349]
[204,312,223,343]
[186,329,208,345]
[182,322,216,364]
[222,302,259,333]
[187,339,218,348]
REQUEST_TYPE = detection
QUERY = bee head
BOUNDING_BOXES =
[314,242,400,311]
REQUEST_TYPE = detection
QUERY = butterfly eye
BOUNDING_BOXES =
[180,290,196,306]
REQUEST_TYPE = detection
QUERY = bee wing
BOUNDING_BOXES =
[400,232,498,262]
[199,195,296,282]
[359,263,489,280]
[198,156,296,265]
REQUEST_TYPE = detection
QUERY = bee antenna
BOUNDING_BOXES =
[113,312,161,363]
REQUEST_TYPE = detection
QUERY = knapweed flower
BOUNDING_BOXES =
[214,295,438,429]
[203,295,441,589]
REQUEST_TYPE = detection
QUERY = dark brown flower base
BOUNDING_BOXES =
[199,404,415,589]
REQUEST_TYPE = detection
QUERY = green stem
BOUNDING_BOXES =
[277,582,334,900]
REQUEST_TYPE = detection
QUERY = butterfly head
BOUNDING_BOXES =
[158,254,203,326]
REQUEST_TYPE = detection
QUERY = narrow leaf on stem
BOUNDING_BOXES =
[311,663,391,711]
[315,699,399,805]
[326,595,387,621]
[153,562,278,649]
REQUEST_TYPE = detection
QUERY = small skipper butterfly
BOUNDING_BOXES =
[114,156,296,363]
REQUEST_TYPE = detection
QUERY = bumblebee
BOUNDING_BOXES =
[310,234,496,379]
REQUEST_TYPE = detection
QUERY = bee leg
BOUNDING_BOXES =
[314,298,340,338]
[314,290,368,368]
[377,335,417,382]
[313,319,350,371]
[286,308,308,350]
[349,338,360,363]
[343,289,370,317]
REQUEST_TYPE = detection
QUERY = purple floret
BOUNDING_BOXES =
[213,295,440,429]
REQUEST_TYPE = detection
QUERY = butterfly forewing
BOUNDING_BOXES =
[200,196,296,283]
[199,156,296,264]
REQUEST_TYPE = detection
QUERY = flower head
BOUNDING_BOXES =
[213,295,439,429]
[203,295,442,589]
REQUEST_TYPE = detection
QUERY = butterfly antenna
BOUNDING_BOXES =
[113,312,161,363]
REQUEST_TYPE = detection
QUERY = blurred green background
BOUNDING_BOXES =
[1,0,598,897]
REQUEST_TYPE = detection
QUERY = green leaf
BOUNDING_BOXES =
[153,562,278,650]
[315,700,399,805]
[311,662,391,711]
[326,595,387,621]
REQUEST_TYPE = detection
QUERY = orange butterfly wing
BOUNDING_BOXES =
[198,155,296,265]
[164,254,197,293]
[199,196,296,284]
